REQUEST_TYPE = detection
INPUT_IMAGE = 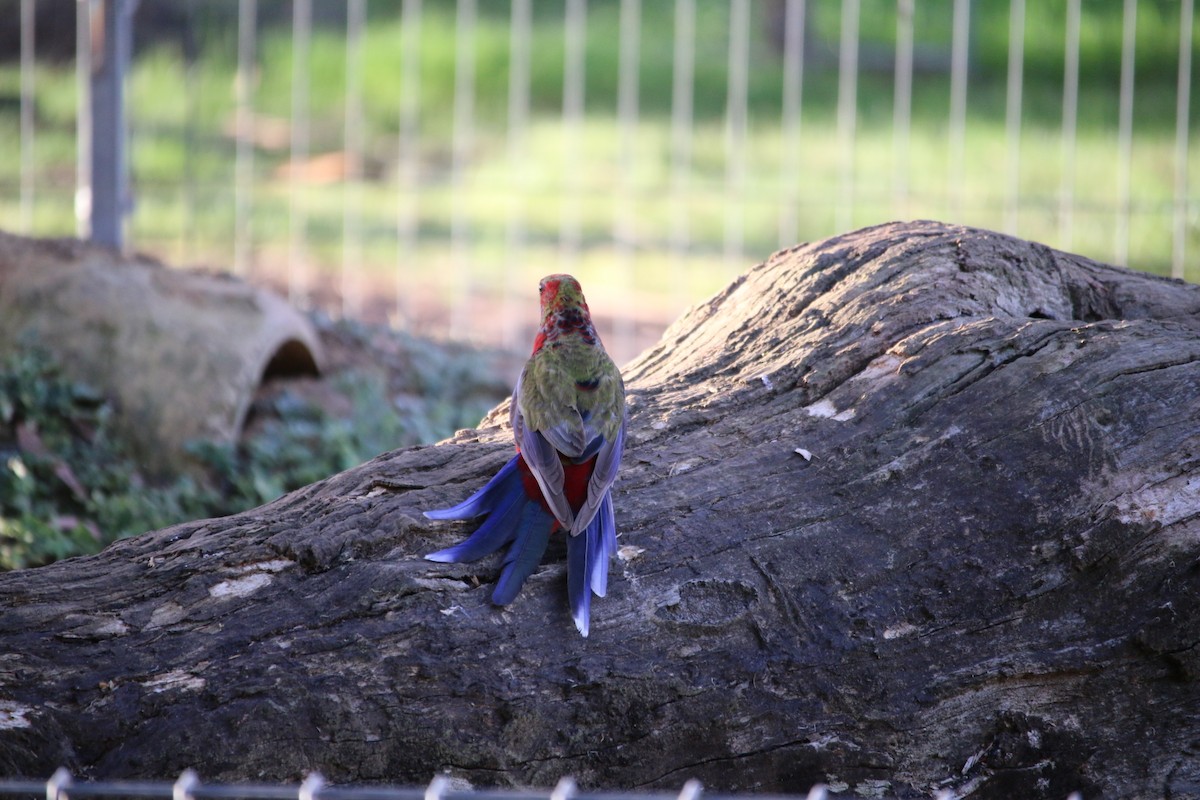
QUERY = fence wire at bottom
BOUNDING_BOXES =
[0,771,852,800]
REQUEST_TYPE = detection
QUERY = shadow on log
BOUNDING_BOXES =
[2,222,1199,799]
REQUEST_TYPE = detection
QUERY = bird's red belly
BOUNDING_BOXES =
[517,451,594,528]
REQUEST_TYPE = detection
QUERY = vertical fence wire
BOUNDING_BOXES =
[1115,0,1137,266]
[778,0,805,249]
[723,0,749,270]
[560,0,586,273]
[504,0,532,349]
[1059,0,1080,251]
[342,0,366,318]
[892,0,913,221]
[1003,0,1025,235]
[1173,0,1194,281]
[450,0,476,337]
[108,0,133,247]
[181,0,198,264]
[19,0,35,233]
[614,0,640,361]
[74,0,90,238]
[396,0,422,329]
[288,0,312,307]
[668,0,695,290]
[15,1,1200,346]
[233,0,257,277]
[835,0,859,233]
[947,0,969,220]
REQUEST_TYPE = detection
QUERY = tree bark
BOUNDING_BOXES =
[2,221,1199,799]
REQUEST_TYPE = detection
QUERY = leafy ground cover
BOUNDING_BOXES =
[0,314,512,570]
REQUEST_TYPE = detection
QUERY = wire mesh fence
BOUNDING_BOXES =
[0,769,1098,800]
[2,0,1197,365]
[0,772,869,800]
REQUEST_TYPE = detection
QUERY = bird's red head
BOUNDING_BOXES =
[538,274,589,317]
[532,274,596,354]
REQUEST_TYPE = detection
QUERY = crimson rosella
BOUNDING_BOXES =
[425,274,626,637]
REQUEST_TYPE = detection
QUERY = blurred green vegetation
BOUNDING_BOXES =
[0,318,506,570]
[0,0,1195,334]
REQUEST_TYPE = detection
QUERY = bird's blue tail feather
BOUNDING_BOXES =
[425,454,556,607]
[589,493,616,597]
[423,457,521,521]
[425,455,617,637]
[567,490,617,637]
[424,480,527,563]
[492,504,554,605]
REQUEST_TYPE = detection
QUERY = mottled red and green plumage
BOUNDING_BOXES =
[425,274,626,636]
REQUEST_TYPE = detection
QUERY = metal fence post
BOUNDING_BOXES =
[613,0,640,362]
[1115,0,1138,267]
[834,0,860,233]
[342,0,366,318]
[288,0,312,307]
[778,0,805,248]
[1003,0,1026,235]
[559,0,586,272]
[234,0,258,277]
[669,0,695,292]
[947,0,970,221]
[892,0,912,221]
[396,0,422,330]
[1174,0,1194,280]
[723,0,749,269]
[80,0,137,249]
[1060,0,1081,250]
[449,0,476,338]
[504,0,532,348]
[20,0,36,233]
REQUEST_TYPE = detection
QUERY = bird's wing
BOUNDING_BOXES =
[569,415,625,537]
[538,411,588,459]
[512,370,574,529]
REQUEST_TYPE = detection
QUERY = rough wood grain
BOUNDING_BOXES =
[2,221,1199,799]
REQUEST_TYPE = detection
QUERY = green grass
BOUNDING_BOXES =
[0,0,1197,361]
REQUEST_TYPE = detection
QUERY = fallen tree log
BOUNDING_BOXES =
[2,221,1199,799]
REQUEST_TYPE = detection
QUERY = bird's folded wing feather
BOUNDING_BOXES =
[512,372,573,529]
[569,420,625,537]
